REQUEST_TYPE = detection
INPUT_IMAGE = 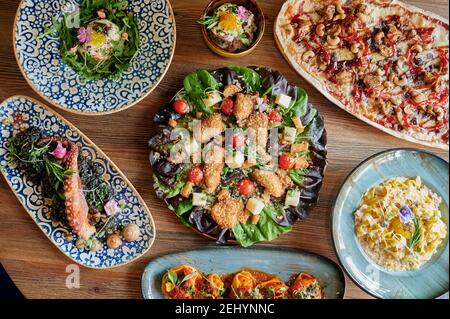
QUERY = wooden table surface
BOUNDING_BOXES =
[0,0,448,299]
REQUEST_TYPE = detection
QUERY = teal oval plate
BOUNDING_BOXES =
[332,149,449,299]
[141,247,345,299]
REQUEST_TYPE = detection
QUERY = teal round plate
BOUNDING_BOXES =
[332,149,449,299]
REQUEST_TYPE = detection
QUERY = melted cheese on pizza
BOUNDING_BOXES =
[276,0,449,148]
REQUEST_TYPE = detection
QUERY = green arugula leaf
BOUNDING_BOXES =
[46,0,140,81]
[153,174,187,199]
[44,159,75,193]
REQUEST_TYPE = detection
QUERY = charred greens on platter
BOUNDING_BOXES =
[7,127,138,251]
[43,0,139,81]
[149,66,327,247]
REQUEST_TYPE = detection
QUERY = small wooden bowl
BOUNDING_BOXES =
[200,0,265,58]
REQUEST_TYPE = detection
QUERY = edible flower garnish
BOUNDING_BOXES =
[237,6,248,20]
[49,141,68,160]
[77,27,92,44]
[97,9,106,19]
[104,199,120,216]
[399,205,414,224]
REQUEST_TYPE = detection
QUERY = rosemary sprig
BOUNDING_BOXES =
[45,160,73,182]
[8,135,74,194]
[44,159,74,193]
[8,140,50,164]
[409,217,422,250]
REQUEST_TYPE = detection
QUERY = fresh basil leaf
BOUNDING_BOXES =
[232,204,291,247]
[176,200,193,216]
[167,271,178,285]
[228,66,262,92]
[281,87,308,125]
[183,70,221,115]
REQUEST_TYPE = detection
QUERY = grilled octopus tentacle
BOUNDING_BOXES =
[38,137,96,240]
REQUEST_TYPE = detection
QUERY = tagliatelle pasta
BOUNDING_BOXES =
[256,278,290,299]
[354,176,447,271]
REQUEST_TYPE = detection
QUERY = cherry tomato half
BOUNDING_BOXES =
[220,98,235,116]
[188,167,204,185]
[237,178,255,196]
[173,99,189,115]
[268,109,283,122]
[279,154,295,170]
[231,134,246,149]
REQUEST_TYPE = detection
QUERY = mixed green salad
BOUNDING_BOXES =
[44,0,139,81]
[149,66,327,247]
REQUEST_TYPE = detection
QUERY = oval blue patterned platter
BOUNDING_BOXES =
[332,149,449,299]
[13,0,176,115]
[0,96,156,269]
[141,247,346,299]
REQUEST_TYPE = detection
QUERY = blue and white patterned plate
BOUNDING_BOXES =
[0,96,156,269]
[13,0,176,115]
[332,149,449,299]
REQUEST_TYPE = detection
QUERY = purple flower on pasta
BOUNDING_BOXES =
[399,205,414,224]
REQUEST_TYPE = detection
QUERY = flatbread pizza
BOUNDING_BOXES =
[275,0,449,149]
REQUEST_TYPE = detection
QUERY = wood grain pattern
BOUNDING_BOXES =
[0,0,448,299]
